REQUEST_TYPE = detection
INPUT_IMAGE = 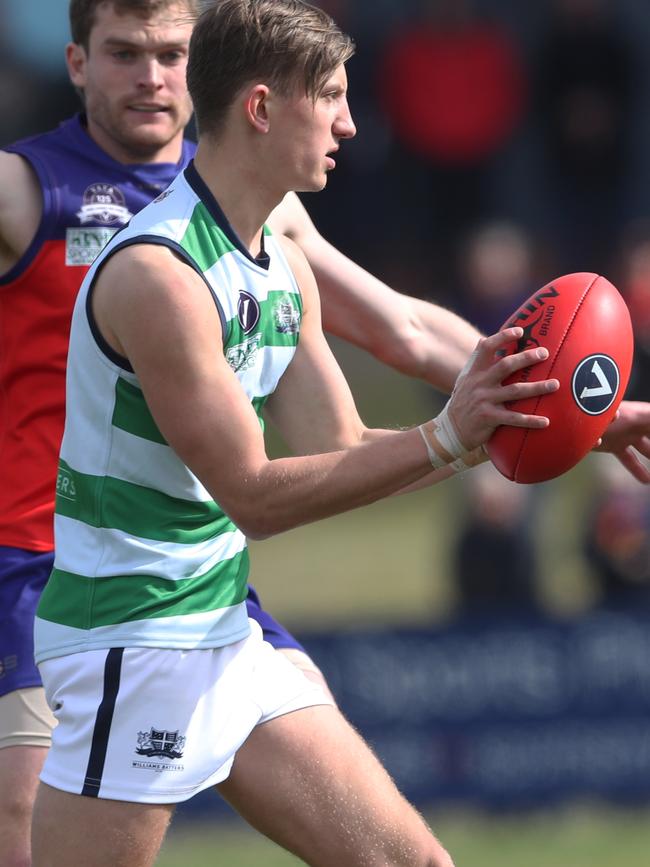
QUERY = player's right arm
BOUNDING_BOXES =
[0,151,42,276]
[91,244,557,539]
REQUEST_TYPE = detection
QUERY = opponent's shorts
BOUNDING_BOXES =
[38,619,331,803]
[245,584,306,653]
[0,540,303,683]
[0,686,56,749]
[0,546,53,698]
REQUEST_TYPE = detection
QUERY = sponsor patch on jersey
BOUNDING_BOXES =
[65,227,117,266]
[226,333,262,372]
[273,293,301,334]
[56,465,77,502]
[76,183,134,225]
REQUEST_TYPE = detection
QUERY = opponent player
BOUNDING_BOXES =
[28,2,567,863]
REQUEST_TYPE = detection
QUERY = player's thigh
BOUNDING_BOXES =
[31,783,173,867]
[0,686,54,821]
[0,744,48,865]
[217,704,454,867]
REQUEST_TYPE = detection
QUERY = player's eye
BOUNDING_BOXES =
[159,49,186,65]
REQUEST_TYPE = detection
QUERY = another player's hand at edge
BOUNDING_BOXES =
[594,400,650,484]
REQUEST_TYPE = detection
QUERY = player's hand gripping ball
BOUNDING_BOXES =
[487,272,634,483]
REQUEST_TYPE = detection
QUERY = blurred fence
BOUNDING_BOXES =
[178,607,650,821]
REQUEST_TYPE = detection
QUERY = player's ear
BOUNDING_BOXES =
[66,42,88,88]
[245,85,271,134]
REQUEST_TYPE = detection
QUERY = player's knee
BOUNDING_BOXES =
[0,786,35,827]
[0,795,34,867]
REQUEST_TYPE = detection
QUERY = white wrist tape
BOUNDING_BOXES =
[419,403,488,473]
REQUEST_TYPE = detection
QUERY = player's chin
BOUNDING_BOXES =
[311,171,330,191]
[124,123,178,151]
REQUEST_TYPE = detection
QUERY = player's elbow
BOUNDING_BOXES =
[225,499,285,541]
[372,320,429,380]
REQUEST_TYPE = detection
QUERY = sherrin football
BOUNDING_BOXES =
[486,273,634,484]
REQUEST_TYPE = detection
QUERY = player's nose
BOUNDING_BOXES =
[137,58,164,89]
[336,101,356,140]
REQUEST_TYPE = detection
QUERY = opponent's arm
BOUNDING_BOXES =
[268,191,479,393]
[0,151,42,276]
[596,400,650,483]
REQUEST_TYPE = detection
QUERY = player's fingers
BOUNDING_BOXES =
[617,448,650,484]
[471,327,524,366]
[499,378,559,403]
[492,345,550,380]
[495,409,551,429]
[636,435,650,460]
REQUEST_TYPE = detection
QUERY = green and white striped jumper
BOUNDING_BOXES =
[34,164,303,663]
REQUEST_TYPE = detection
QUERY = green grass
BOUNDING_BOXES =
[157,805,650,866]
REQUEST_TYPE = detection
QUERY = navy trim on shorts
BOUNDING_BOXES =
[81,648,124,798]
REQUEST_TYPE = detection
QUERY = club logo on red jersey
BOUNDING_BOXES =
[76,183,133,225]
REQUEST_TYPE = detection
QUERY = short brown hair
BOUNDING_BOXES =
[69,0,201,49]
[187,0,355,138]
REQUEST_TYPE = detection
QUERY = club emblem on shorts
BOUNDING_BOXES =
[273,294,301,334]
[572,354,620,415]
[136,728,186,759]
[238,290,260,334]
[77,183,134,225]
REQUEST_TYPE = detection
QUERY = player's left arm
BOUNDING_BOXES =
[267,192,480,394]
[596,400,650,483]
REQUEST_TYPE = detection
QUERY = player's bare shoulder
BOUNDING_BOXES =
[92,243,217,358]
[0,150,43,274]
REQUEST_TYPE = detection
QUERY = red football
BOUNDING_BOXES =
[486,272,634,483]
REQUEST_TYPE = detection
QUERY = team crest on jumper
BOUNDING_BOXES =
[226,333,261,372]
[273,294,301,334]
[77,183,133,224]
[135,728,186,759]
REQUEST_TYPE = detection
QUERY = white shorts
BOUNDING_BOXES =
[38,619,331,803]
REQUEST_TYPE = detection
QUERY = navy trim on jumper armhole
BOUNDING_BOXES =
[85,235,229,369]
[81,647,124,798]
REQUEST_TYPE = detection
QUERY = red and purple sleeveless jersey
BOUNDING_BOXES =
[0,114,195,552]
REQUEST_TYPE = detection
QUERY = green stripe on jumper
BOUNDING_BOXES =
[38,550,249,629]
[180,201,237,272]
[56,459,235,544]
[112,377,167,445]
[113,381,269,445]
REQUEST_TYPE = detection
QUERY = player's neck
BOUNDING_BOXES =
[193,141,282,257]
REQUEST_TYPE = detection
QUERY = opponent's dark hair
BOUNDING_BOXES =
[70,0,201,49]
[187,0,355,138]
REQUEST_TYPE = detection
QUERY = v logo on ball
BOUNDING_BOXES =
[572,354,620,415]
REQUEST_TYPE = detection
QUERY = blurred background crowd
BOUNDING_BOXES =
[1,0,649,820]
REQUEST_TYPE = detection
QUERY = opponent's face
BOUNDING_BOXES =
[270,64,356,193]
[66,2,194,163]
